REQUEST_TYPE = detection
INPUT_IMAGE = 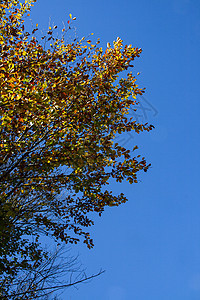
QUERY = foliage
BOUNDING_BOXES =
[0,0,154,297]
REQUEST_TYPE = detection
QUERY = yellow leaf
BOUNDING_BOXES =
[69,13,72,19]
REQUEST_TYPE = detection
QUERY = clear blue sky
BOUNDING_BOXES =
[29,0,200,299]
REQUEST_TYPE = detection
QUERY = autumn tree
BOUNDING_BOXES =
[0,0,154,298]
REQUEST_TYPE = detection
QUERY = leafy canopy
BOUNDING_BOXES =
[0,0,154,295]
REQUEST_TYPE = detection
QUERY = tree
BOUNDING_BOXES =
[0,0,154,297]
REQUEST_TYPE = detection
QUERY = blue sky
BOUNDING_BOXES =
[29,0,200,299]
